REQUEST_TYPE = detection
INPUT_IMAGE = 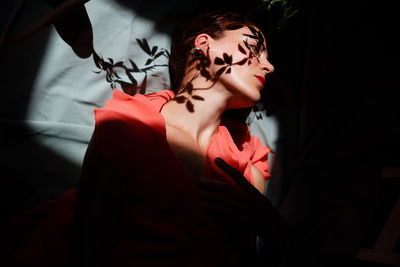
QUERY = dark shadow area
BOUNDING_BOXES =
[46,0,93,58]
[258,1,399,266]
[0,2,56,218]
[0,1,88,219]
[0,1,51,120]
[113,0,289,39]
[0,124,81,220]
[260,71,299,208]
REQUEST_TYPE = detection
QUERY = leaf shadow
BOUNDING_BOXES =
[92,38,169,95]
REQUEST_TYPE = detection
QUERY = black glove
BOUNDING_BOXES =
[197,157,288,246]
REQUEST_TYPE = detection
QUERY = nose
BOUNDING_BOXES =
[261,58,274,75]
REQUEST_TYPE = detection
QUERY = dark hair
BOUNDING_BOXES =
[169,11,258,92]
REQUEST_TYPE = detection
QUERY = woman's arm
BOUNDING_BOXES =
[251,164,265,194]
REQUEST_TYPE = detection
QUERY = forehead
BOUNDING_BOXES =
[221,26,266,45]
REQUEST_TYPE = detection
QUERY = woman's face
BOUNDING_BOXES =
[208,26,274,108]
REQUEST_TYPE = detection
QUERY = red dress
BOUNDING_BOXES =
[94,89,270,185]
[1,89,271,267]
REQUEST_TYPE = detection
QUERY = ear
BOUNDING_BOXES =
[194,33,211,54]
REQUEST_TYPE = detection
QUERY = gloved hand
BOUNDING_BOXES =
[197,157,288,247]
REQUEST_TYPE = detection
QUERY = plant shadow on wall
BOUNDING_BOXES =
[92,39,170,95]
[92,25,266,113]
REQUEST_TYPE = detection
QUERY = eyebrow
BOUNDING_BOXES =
[243,33,258,39]
[242,34,269,59]
[254,41,268,56]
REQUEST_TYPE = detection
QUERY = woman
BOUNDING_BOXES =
[2,11,288,267]
[69,11,288,266]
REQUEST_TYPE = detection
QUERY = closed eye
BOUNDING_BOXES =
[243,36,266,59]
[248,44,262,57]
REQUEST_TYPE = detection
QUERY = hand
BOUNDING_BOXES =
[197,157,288,245]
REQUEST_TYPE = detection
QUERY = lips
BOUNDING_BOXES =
[255,75,265,87]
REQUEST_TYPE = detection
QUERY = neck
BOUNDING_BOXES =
[161,84,231,148]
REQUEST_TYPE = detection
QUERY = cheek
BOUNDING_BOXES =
[229,58,256,84]
[225,67,260,99]
[210,48,257,89]
[229,67,251,85]
[231,63,262,101]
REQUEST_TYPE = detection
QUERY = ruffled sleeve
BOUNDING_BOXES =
[249,135,271,180]
[207,118,271,186]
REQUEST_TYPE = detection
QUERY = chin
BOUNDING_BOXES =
[243,91,261,106]
[227,84,261,108]
[231,94,260,109]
